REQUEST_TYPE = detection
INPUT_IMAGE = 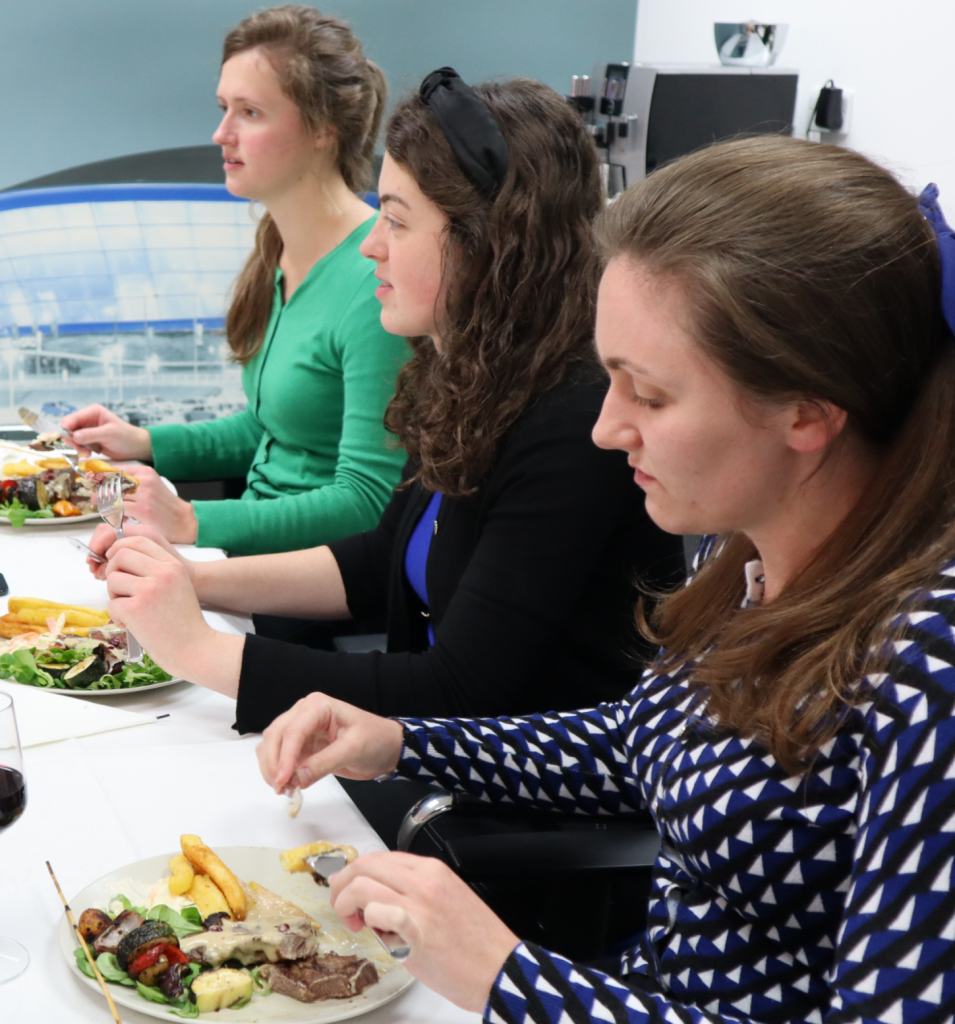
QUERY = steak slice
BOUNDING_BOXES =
[259,953,379,1002]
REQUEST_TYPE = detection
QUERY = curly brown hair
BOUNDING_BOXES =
[597,135,951,772]
[382,78,604,496]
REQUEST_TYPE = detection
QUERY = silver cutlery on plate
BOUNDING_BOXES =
[67,537,105,563]
[96,475,144,663]
[304,852,411,961]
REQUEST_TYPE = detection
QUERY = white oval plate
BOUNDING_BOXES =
[0,510,100,526]
[2,675,188,696]
[59,847,414,1022]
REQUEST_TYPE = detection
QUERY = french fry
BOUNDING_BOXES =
[168,853,195,896]
[248,881,321,930]
[8,597,108,617]
[37,458,71,470]
[186,874,230,918]
[181,834,247,921]
[13,608,109,629]
[0,616,42,639]
[279,840,358,874]
[2,461,41,477]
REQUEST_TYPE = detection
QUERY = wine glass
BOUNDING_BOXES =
[0,690,28,983]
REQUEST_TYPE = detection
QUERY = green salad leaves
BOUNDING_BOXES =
[0,497,55,527]
[0,646,173,690]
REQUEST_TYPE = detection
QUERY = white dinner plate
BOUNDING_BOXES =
[0,510,100,526]
[2,675,188,696]
[59,847,414,1022]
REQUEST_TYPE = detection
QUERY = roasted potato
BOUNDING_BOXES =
[168,853,195,896]
[186,874,231,918]
[279,840,358,875]
[180,835,247,921]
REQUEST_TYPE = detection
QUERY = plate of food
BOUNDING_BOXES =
[59,835,413,1021]
[0,451,137,526]
[0,596,184,695]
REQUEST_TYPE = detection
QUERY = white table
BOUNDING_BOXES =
[0,519,477,1024]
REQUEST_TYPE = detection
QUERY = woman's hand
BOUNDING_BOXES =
[61,404,152,461]
[118,465,199,544]
[103,535,226,683]
[256,692,404,793]
[330,852,519,1012]
[87,523,194,583]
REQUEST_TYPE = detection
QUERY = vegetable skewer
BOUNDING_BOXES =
[46,859,123,1024]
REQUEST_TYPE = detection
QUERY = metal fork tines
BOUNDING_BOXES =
[304,853,411,961]
[96,475,144,663]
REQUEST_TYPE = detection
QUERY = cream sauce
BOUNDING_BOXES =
[180,899,319,967]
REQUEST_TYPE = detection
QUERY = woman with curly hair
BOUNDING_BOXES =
[88,69,684,729]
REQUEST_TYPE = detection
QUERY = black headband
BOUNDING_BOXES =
[419,67,509,197]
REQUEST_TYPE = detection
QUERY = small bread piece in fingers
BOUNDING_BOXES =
[181,834,247,921]
[168,853,195,896]
[279,840,359,874]
[187,874,231,918]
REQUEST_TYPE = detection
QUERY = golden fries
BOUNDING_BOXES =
[0,615,43,639]
[37,457,71,470]
[8,597,108,617]
[2,461,41,477]
[279,840,358,874]
[181,834,247,921]
[248,881,321,930]
[1,597,108,638]
[187,874,231,918]
[168,853,195,896]
[13,607,109,629]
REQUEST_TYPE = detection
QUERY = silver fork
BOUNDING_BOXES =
[96,475,144,663]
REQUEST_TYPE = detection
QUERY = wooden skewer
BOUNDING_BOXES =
[46,860,123,1024]
[0,439,44,457]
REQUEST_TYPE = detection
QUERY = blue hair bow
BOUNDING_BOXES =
[918,183,955,337]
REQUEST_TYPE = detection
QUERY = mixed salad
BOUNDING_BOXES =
[0,629,173,690]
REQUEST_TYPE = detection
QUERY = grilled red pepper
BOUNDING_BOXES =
[128,943,166,977]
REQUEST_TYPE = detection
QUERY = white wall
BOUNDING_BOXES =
[634,1,955,201]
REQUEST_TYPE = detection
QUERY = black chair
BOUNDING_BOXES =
[340,778,660,962]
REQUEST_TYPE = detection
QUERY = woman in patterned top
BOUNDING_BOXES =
[261,135,955,1024]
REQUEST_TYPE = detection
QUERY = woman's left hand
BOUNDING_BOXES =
[115,465,199,544]
[103,536,213,680]
[330,851,519,1012]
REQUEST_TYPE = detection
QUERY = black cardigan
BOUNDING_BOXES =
[234,368,684,732]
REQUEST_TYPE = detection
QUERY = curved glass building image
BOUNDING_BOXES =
[0,182,256,425]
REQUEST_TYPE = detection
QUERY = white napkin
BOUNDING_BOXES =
[1,683,153,747]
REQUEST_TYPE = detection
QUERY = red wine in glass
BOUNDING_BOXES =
[0,764,25,831]
[0,691,28,983]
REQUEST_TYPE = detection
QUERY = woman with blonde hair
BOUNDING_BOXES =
[251,136,955,1023]
[64,5,408,555]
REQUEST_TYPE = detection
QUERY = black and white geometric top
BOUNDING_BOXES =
[396,558,955,1024]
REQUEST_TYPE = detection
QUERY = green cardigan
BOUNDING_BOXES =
[148,218,408,554]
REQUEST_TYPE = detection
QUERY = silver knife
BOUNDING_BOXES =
[18,406,78,446]
[304,852,411,961]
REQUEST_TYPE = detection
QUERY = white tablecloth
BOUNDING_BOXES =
[0,519,477,1023]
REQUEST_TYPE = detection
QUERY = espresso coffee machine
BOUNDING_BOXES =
[568,62,799,196]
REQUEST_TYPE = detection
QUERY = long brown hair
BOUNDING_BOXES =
[383,78,604,496]
[597,135,953,772]
[223,5,386,363]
